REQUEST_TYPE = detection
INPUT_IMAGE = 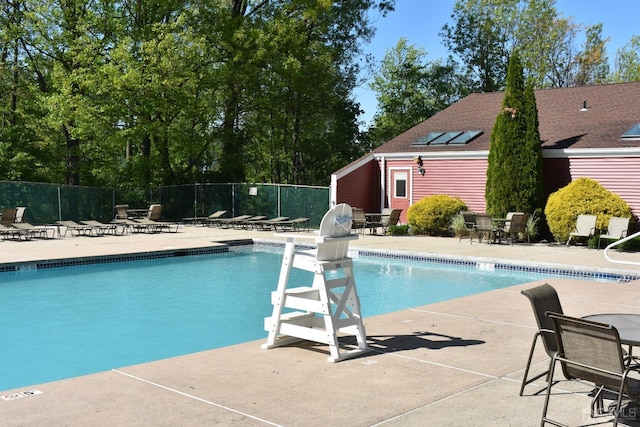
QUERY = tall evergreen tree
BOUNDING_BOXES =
[485,51,543,217]
[522,79,544,213]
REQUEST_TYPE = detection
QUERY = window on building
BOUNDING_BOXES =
[394,172,407,198]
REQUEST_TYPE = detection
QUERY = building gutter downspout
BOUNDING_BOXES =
[379,155,386,211]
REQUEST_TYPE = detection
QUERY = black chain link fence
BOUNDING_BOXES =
[0,182,329,228]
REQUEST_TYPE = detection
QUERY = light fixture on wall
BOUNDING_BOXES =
[413,156,425,176]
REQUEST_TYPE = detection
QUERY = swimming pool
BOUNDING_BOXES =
[0,245,609,391]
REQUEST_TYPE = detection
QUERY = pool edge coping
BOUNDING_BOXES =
[253,238,640,283]
[1,237,637,283]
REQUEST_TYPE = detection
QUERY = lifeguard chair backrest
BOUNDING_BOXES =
[315,203,353,261]
[318,203,352,238]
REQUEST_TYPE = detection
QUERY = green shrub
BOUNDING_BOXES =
[450,213,469,238]
[545,177,632,243]
[407,195,467,236]
[387,224,409,236]
[620,236,640,251]
[598,234,640,251]
[525,213,539,242]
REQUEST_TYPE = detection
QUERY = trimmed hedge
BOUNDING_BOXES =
[407,194,467,236]
[545,177,632,243]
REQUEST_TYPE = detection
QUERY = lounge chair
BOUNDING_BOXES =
[1,207,17,227]
[182,210,227,226]
[56,220,98,237]
[459,211,476,243]
[81,220,123,235]
[132,204,179,232]
[216,214,255,229]
[112,218,152,233]
[133,217,180,233]
[351,208,366,234]
[252,216,290,231]
[376,208,402,235]
[566,214,597,246]
[519,283,563,396]
[146,204,163,220]
[15,206,26,223]
[114,204,130,220]
[236,215,268,229]
[474,213,498,244]
[205,210,228,226]
[598,216,630,250]
[541,313,640,426]
[273,217,310,232]
[504,213,529,245]
[11,222,55,239]
[0,223,32,240]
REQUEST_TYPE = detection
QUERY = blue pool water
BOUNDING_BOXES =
[0,246,575,391]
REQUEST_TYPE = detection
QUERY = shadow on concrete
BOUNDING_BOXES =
[365,331,485,352]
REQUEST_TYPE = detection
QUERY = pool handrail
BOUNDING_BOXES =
[604,229,640,266]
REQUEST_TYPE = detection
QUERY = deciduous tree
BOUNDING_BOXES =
[368,38,471,145]
[611,35,640,83]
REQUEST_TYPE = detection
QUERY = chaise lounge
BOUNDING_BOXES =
[57,220,99,237]
[566,214,597,246]
[273,217,310,232]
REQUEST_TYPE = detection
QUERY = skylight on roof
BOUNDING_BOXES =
[411,130,483,146]
[622,123,640,139]
[449,130,483,144]
[429,131,463,145]
[414,132,443,145]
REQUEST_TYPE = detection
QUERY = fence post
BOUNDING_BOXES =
[277,184,281,217]
[57,186,62,221]
[194,183,198,219]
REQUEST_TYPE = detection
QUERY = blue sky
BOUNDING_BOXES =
[356,0,640,126]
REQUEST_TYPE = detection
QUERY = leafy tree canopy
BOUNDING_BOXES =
[0,0,395,187]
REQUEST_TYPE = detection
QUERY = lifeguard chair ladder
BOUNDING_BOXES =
[262,203,370,362]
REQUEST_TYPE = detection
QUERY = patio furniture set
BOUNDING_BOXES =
[350,207,402,235]
[460,211,530,245]
[521,283,640,426]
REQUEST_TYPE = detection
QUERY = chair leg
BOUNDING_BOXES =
[540,355,559,427]
[590,385,605,417]
[520,332,547,396]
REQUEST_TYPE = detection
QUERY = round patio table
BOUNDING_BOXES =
[582,313,640,347]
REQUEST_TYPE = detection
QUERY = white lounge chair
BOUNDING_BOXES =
[598,216,630,250]
[566,214,597,246]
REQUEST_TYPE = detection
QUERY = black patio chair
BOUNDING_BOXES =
[520,283,563,396]
[541,312,640,426]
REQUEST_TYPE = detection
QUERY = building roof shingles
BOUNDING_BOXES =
[373,82,640,154]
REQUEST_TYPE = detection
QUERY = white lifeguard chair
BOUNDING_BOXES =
[262,203,370,362]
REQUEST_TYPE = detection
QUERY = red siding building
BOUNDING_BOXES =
[332,83,640,223]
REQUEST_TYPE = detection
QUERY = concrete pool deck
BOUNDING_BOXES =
[2,226,640,426]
